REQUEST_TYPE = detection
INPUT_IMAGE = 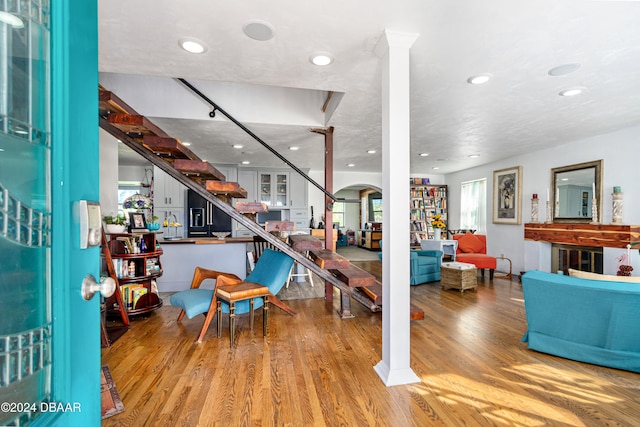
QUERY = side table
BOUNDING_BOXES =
[216,281,270,347]
[441,262,478,292]
[420,239,458,262]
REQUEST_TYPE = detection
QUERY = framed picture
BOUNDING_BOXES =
[493,166,522,224]
[128,212,147,232]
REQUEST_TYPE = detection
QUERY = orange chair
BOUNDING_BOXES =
[452,233,497,280]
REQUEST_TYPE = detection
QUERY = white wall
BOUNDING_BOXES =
[99,128,119,215]
[444,124,640,275]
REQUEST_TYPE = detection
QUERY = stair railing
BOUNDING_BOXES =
[176,78,348,203]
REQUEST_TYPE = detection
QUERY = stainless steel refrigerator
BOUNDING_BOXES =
[187,190,232,237]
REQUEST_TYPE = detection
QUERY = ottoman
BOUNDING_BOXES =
[441,262,477,292]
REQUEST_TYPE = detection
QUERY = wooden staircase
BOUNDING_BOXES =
[99,86,423,319]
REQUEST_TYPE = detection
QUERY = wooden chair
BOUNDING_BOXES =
[170,249,296,343]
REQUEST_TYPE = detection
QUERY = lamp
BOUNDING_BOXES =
[123,193,152,211]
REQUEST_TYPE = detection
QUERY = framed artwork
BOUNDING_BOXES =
[492,166,522,224]
[129,212,147,232]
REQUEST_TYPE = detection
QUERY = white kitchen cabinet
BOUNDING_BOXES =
[153,166,186,208]
[237,170,258,203]
[288,172,308,209]
[259,172,289,207]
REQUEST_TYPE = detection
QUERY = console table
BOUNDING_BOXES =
[420,239,458,262]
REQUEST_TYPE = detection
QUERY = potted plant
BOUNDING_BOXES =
[103,213,127,234]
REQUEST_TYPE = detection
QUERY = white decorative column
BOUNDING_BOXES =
[374,30,420,387]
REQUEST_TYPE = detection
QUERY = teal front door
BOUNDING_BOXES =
[0,1,100,426]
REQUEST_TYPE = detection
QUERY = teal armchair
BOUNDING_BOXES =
[170,248,295,342]
[410,250,442,285]
[378,240,442,285]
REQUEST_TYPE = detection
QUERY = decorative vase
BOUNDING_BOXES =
[530,197,539,223]
[434,230,442,241]
[612,192,623,225]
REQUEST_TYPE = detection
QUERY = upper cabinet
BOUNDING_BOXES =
[153,166,186,208]
[237,170,258,203]
[288,172,308,209]
[259,172,289,207]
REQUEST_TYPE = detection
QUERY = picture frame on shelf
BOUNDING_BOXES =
[492,166,522,225]
[129,212,147,232]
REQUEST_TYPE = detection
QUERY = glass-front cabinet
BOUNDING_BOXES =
[259,172,289,207]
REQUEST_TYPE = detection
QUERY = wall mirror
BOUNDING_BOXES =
[551,160,602,223]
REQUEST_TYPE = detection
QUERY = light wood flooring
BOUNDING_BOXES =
[102,262,640,426]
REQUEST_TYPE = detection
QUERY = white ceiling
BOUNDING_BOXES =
[98,0,640,174]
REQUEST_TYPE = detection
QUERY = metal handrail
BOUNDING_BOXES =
[176,78,340,202]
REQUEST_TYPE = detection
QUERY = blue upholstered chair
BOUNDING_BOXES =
[170,248,295,343]
[377,241,442,285]
[409,249,443,285]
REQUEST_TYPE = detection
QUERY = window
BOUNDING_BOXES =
[332,201,345,227]
[460,179,487,233]
[369,193,382,222]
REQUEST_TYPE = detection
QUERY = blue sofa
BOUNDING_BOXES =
[521,270,640,373]
[378,242,442,285]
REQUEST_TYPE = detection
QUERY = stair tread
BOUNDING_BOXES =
[410,304,425,321]
[99,89,137,116]
[142,136,199,160]
[174,159,226,181]
[330,265,376,287]
[235,202,269,214]
[359,282,382,305]
[107,113,169,137]
[289,235,323,252]
[356,282,425,320]
[205,180,248,198]
[310,249,350,269]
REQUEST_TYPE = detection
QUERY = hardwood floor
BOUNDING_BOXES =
[101,262,640,426]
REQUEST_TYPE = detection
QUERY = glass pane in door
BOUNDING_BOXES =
[275,174,287,206]
[0,2,52,425]
[260,173,272,205]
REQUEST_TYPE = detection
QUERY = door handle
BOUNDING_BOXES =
[81,274,116,301]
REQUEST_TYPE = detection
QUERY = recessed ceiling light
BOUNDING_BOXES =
[548,63,581,77]
[468,154,479,158]
[241,160,251,165]
[367,150,376,154]
[243,20,275,41]
[467,74,492,85]
[232,144,244,149]
[419,153,429,157]
[182,142,192,146]
[559,87,584,97]
[310,52,333,66]
[0,11,24,28]
[179,38,207,54]
[289,146,299,151]
[432,167,440,170]
[347,163,355,167]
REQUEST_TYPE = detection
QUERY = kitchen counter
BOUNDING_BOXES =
[156,238,250,291]
[158,237,253,245]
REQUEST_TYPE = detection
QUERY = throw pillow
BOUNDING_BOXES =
[568,268,640,283]
[457,232,484,253]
